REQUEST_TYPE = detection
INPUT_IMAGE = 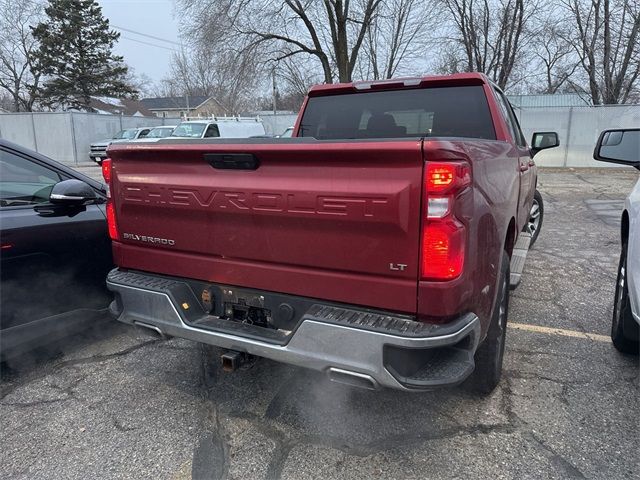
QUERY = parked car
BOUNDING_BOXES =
[145,125,176,139]
[89,127,153,164]
[105,73,558,394]
[1,140,113,360]
[593,128,640,354]
[170,117,266,139]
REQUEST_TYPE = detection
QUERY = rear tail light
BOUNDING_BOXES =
[425,162,470,194]
[106,200,119,241]
[421,220,465,279]
[101,158,112,184]
[421,161,470,281]
[102,158,118,240]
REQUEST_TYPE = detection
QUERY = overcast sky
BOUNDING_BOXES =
[97,0,180,89]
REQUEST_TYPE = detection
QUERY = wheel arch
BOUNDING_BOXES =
[504,217,517,258]
[621,210,629,246]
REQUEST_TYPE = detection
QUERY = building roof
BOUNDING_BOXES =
[507,93,591,108]
[140,96,210,110]
[88,97,154,116]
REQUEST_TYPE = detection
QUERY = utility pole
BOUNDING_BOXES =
[272,68,277,117]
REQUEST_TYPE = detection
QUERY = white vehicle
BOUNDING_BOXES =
[129,125,177,143]
[594,128,640,354]
[146,125,176,138]
[170,117,265,139]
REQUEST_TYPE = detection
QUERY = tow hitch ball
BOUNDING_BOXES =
[220,350,248,372]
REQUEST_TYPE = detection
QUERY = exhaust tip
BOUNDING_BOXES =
[327,367,378,390]
[133,321,165,339]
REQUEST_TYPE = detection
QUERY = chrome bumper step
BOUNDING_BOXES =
[107,268,482,391]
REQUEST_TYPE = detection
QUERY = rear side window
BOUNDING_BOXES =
[204,124,220,138]
[299,85,496,140]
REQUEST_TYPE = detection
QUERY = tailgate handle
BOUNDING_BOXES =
[205,153,259,170]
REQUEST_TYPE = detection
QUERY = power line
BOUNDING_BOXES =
[120,35,177,52]
[111,25,183,47]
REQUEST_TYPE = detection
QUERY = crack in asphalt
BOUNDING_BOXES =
[0,373,88,408]
[501,376,587,479]
[0,339,159,402]
[55,339,161,369]
[191,346,229,480]
[525,432,587,479]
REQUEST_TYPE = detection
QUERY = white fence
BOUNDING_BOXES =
[0,106,637,166]
[0,112,176,165]
[0,112,298,165]
[515,104,640,167]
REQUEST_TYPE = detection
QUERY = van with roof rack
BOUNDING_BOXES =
[169,116,265,139]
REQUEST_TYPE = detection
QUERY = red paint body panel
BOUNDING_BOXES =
[417,139,520,325]
[109,141,424,313]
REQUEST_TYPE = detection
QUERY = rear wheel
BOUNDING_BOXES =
[465,251,510,395]
[525,190,544,247]
[612,243,639,354]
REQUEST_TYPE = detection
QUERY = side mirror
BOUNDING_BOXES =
[593,129,640,169]
[50,179,97,205]
[531,132,559,157]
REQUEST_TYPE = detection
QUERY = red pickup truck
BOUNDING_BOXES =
[105,73,558,394]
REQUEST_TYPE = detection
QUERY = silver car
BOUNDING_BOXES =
[89,127,153,164]
[594,128,640,354]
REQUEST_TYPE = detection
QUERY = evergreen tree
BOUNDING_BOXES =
[31,0,137,110]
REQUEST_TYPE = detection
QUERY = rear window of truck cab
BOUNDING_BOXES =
[299,85,496,140]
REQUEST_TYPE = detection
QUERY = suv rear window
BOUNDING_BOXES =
[299,85,495,140]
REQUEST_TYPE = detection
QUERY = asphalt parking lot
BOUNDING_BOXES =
[1,169,638,480]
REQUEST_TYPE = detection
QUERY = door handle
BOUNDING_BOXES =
[205,153,259,170]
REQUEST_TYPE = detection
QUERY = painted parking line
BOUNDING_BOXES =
[508,322,610,343]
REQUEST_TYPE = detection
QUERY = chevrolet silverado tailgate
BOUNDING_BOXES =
[108,139,424,313]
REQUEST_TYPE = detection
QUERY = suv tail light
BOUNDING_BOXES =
[101,158,112,184]
[421,162,470,280]
[102,158,119,241]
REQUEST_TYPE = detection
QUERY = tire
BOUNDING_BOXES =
[465,251,510,395]
[524,190,544,247]
[611,243,639,354]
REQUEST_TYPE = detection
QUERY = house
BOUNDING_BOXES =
[140,96,224,118]
[88,97,154,116]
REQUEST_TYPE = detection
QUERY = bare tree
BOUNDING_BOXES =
[0,0,42,111]
[278,56,323,98]
[532,18,580,94]
[362,0,437,79]
[563,0,640,104]
[178,0,384,84]
[440,0,535,89]
[162,44,262,113]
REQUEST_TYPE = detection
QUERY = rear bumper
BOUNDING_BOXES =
[106,269,481,391]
